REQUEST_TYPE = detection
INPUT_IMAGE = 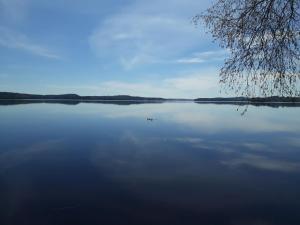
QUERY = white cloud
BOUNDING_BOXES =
[176,50,229,64]
[94,75,216,98]
[46,69,219,98]
[120,54,154,70]
[176,58,205,64]
[89,0,214,69]
[0,27,62,59]
[164,74,217,92]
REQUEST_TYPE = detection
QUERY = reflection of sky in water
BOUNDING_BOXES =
[0,102,300,225]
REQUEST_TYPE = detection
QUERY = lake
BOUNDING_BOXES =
[0,101,300,225]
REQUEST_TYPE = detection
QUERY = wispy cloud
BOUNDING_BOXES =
[176,50,229,64]
[176,58,205,64]
[46,69,219,98]
[0,27,62,59]
[164,74,218,92]
[98,71,219,98]
[89,0,213,69]
[0,0,223,98]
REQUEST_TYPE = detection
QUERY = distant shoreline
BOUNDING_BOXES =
[0,91,299,103]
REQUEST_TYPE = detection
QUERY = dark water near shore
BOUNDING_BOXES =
[0,102,300,225]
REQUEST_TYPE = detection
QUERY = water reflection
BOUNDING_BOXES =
[0,102,299,225]
[0,140,64,171]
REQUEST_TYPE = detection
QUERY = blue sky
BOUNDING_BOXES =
[0,0,229,98]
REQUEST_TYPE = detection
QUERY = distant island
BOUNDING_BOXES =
[0,92,165,101]
[0,92,299,104]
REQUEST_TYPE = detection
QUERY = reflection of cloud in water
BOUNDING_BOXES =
[286,137,300,148]
[89,133,300,215]
[1,102,299,224]
[12,102,300,134]
[120,131,142,146]
[222,153,300,172]
[173,137,204,144]
[165,105,300,133]
[91,133,210,179]
[91,132,300,179]
[242,143,268,151]
[0,140,64,170]
[71,103,300,133]
[175,137,300,172]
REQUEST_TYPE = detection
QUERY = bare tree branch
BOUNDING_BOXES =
[194,0,300,97]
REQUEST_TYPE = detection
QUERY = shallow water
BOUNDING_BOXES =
[0,102,300,225]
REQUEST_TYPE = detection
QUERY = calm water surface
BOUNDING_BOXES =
[0,102,300,225]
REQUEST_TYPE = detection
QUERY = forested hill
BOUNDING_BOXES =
[0,92,164,101]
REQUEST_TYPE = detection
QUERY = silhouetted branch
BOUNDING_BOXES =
[194,0,300,97]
